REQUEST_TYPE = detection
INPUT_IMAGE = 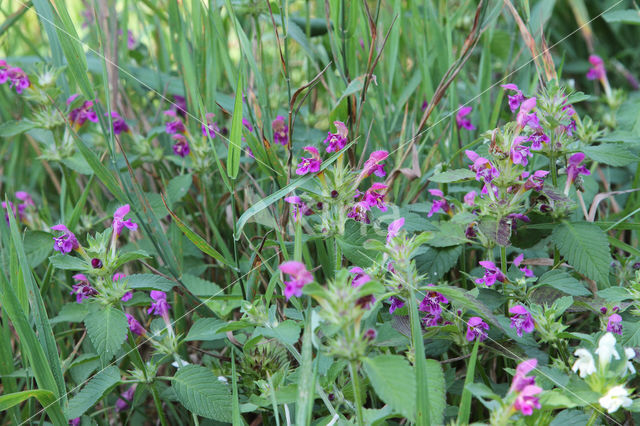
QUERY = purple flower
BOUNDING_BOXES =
[359,150,388,179]
[272,115,289,146]
[115,384,137,412]
[510,358,537,392]
[509,305,535,337]
[607,313,623,335]
[296,146,322,175]
[148,291,171,316]
[428,189,451,217]
[465,150,499,183]
[586,55,606,81]
[356,294,376,310]
[527,131,549,150]
[6,67,30,94]
[172,135,190,157]
[567,153,590,183]
[121,292,133,302]
[363,183,387,212]
[323,121,349,153]
[284,196,313,222]
[516,97,538,129]
[456,106,476,131]
[514,385,542,416]
[106,111,129,135]
[69,418,80,426]
[524,170,549,191]
[388,296,404,314]
[66,94,79,105]
[419,285,448,314]
[464,191,477,207]
[173,95,187,117]
[349,267,371,287]
[513,254,534,278]
[475,261,505,287]
[347,201,371,224]
[69,101,99,127]
[242,118,253,132]
[386,217,405,243]
[279,261,313,300]
[466,316,489,342]
[364,328,377,341]
[91,258,103,269]
[201,113,219,138]
[112,204,138,235]
[422,310,442,327]
[501,83,525,113]
[51,224,79,254]
[165,119,185,135]
[71,274,98,303]
[510,137,532,166]
[126,313,146,336]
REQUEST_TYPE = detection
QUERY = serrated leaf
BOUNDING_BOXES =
[478,217,511,246]
[415,246,462,279]
[583,144,639,166]
[428,221,469,247]
[536,270,591,296]
[363,355,416,421]
[126,274,175,291]
[551,222,611,284]
[429,168,476,183]
[255,320,301,345]
[338,220,385,267]
[66,366,120,419]
[49,254,88,271]
[185,319,226,341]
[172,365,232,422]
[597,287,632,302]
[50,303,88,324]
[623,321,640,346]
[113,250,150,269]
[84,303,128,361]
[182,274,222,297]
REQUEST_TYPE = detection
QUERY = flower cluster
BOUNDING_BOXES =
[418,285,448,327]
[278,261,314,300]
[0,60,30,94]
[2,191,35,225]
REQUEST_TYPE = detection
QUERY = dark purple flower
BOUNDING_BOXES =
[112,204,138,235]
[513,254,534,278]
[126,313,146,336]
[272,115,289,146]
[356,294,376,310]
[428,189,451,218]
[172,135,190,157]
[364,328,377,341]
[6,67,30,94]
[173,95,187,117]
[475,261,505,287]
[106,111,129,135]
[69,418,81,426]
[586,55,606,81]
[600,306,608,315]
[51,224,79,254]
[419,285,448,314]
[465,150,499,183]
[363,183,387,212]
[71,274,98,303]
[69,101,99,128]
[388,296,404,314]
[349,267,371,287]
[501,83,525,113]
[509,305,535,337]
[607,314,623,335]
[91,258,103,269]
[284,196,313,222]
[148,291,171,316]
[567,153,590,183]
[456,106,476,130]
[279,261,313,300]
[121,292,133,302]
[296,146,322,175]
[166,119,185,135]
[422,310,442,327]
[201,113,219,138]
[524,170,549,191]
[347,201,370,224]
[115,384,137,412]
[466,316,489,342]
[527,131,549,151]
[323,121,348,153]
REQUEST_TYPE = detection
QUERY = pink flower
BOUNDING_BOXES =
[363,183,387,212]
[524,170,549,191]
[148,291,170,316]
[272,115,289,146]
[501,83,525,113]
[513,385,542,416]
[388,296,405,314]
[51,224,79,254]
[347,201,371,224]
[475,261,505,287]
[360,150,388,179]
[527,131,549,150]
[279,261,313,300]
[428,189,451,217]
[242,118,253,132]
[69,100,99,127]
[509,305,535,337]
[464,191,477,207]
[516,97,538,129]
[567,153,590,183]
[607,313,623,335]
[66,93,79,105]
[456,106,476,131]
[323,121,348,152]
[386,217,405,243]
[112,204,138,235]
[349,267,371,287]
[466,317,489,342]
[6,67,30,94]
[284,196,313,222]
[513,254,534,278]
[510,137,532,166]
[126,313,146,336]
[296,146,322,175]
[586,55,606,81]
[511,358,538,392]
[465,150,499,183]
[69,418,81,426]
[115,384,137,412]
[172,134,190,157]
[71,274,98,303]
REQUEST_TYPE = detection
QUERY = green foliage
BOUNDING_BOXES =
[84,303,128,361]
[66,366,120,419]
[172,365,232,422]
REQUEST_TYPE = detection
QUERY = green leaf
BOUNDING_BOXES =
[536,270,591,297]
[424,359,445,425]
[23,231,53,268]
[172,365,232,422]
[113,249,150,269]
[429,168,476,183]
[185,318,226,341]
[582,144,639,166]
[295,313,316,425]
[167,174,193,205]
[338,220,385,267]
[623,320,640,347]
[551,222,611,284]
[227,69,243,179]
[597,287,632,302]
[458,339,479,425]
[0,120,36,137]
[255,320,301,346]
[182,274,223,297]
[84,303,128,361]
[416,246,462,278]
[50,303,88,324]
[603,9,640,25]
[126,274,175,292]
[363,355,416,421]
[48,254,88,271]
[66,366,120,419]
[0,390,56,411]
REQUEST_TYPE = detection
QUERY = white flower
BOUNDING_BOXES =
[572,348,596,378]
[624,347,636,375]
[595,332,620,367]
[599,385,633,413]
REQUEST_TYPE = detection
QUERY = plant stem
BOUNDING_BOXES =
[500,245,507,276]
[586,408,600,426]
[349,360,365,426]
[150,382,169,426]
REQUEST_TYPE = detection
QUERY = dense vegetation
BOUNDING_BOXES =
[1,0,640,424]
